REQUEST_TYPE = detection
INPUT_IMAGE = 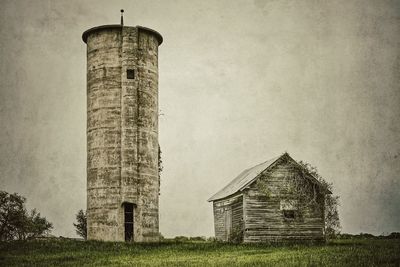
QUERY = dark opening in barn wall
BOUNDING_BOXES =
[280,199,298,220]
[127,69,135,79]
[283,210,296,219]
[124,203,134,241]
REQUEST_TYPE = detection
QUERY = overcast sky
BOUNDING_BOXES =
[0,0,399,238]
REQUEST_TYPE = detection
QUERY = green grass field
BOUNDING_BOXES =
[0,238,399,266]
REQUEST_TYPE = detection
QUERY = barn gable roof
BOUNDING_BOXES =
[208,153,330,202]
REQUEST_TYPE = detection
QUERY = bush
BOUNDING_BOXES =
[173,236,189,242]
[189,236,206,241]
[207,237,217,242]
[0,191,53,240]
[229,226,243,243]
[158,232,165,241]
[387,232,400,239]
[73,210,87,239]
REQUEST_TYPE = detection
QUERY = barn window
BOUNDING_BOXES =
[127,69,135,79]
[283,210,296,219]
[280,199,298,221]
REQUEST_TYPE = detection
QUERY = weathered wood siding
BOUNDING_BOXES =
[213,195,243,242]
[243,156,325,243]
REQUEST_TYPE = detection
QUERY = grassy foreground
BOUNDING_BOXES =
[0,238,399,266]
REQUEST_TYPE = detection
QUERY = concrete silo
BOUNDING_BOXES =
[82,21,162,242]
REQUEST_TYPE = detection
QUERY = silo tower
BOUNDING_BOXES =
[82,13,162,242]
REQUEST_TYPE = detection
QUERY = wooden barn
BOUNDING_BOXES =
[208,153,331,243]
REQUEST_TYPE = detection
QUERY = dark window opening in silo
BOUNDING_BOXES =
[127,69,135,79]
[124,203,134,241]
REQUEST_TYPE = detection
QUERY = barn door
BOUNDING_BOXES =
[124,203,134,241]
[225,207,232,241]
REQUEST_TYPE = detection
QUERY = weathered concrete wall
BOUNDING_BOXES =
[84,25,161,242]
